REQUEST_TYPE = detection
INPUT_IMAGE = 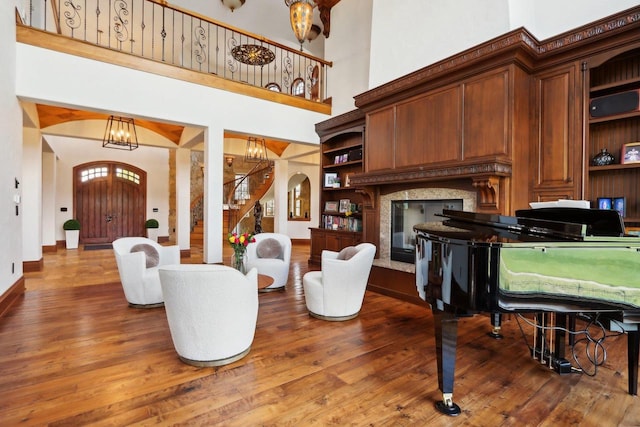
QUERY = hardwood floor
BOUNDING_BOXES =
[1,242,638,425]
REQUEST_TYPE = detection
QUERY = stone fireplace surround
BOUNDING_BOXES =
[374,188,477,273]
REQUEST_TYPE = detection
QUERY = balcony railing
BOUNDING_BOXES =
[23,0,331,102]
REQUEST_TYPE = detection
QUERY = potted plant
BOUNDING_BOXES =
[63,219,80,250]
[145,219,159,242]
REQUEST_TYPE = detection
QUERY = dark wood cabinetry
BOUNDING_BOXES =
[585,47,640,227]
[531,62,582,202]
[309,110,366,265]
[345,6,640,303]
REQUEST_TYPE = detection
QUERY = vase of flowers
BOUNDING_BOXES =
[228,232,256,273]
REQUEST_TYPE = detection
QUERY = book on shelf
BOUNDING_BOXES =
[321,215,362,232]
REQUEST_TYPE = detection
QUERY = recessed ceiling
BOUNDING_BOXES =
[36,104,185,145]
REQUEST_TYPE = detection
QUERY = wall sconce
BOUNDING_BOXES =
[225,156,234,168]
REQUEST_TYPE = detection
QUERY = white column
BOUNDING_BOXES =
[273,159,288,234]
[203,126,223,264]
[22,127,43,262]
[41,150,57,248]
[175,147,191,252]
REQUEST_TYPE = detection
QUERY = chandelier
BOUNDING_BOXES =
[231,44,276,66]
[245,137,268,162]
[102,116,139,150]
[284,0,315,50]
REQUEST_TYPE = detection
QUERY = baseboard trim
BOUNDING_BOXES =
[23,258,44,273]
[43,245,58,253]
[0,276,25,319]
[291,238,311,245]
[180,249,191,258]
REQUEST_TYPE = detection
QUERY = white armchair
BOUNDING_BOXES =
[158,264,259,367]
[302,243,376,321]
[112,237,180,308]
[245,232,292,291]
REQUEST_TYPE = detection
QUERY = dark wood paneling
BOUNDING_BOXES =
[395,87,460,167]
[463,69,510,159]
[534,65,578,189]
[308,228,362,265]
[367,266,426,306]
[365,108,395,171]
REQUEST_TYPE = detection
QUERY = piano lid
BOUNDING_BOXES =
[443,209,588,240]
[413,208,625,243]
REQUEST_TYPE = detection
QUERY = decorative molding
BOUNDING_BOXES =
[349,161,512,187]
[315,108,365,138]
[355,7,640,109]
[472,176,501,212]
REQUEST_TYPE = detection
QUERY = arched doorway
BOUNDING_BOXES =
[74,161,147,244]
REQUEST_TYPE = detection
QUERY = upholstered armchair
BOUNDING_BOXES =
[112,237,180,308]
[302,243,376,321]
[244,232,292,291]
[158,264,259,367]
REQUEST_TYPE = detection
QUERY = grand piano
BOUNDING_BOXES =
[414,208,640,416]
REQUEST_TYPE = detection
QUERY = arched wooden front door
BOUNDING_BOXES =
[74,162,147,244]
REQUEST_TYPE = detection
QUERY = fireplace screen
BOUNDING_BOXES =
[390,199,463,263]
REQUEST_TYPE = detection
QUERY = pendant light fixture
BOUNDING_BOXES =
[102,116,139,150]
[284,0,315,50]
[221,0,245,12]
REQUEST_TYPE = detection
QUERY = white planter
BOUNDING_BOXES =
[146,228,159,242]
[65,230,80,250]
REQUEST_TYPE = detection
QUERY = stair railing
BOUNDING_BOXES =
[21,0,331,102]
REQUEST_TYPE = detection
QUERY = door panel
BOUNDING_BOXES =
[74,162,146,244]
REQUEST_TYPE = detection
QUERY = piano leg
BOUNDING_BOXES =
[488,312,503,340]
[433,310,461,416]
[628,330,639,395]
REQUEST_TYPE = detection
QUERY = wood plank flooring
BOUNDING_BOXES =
[1,242,638,425]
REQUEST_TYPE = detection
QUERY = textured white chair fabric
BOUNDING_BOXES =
[244,232,292,291]
[302,243,376,321]
[112,237,180,307]
[158,264,259,367]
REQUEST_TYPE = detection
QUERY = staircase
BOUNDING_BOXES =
[191,161,274,243]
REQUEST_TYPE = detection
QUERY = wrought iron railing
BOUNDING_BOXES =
[24,0,330,101]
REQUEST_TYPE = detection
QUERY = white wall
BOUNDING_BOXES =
[368,0,640,90]
[324,0,373,115]
[369,0,511,89]
[41,150,57,247]
[22,127,43,262]
[1,0,23,293]
[45,136,171,242]
[285,162,320,239]
[527,0,640,40]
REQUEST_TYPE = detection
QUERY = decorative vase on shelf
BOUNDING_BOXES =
[592,148,615,166]
[231,250,247,274]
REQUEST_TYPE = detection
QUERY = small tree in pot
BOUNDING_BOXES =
[145,219,159,242]
[63,219,80,250]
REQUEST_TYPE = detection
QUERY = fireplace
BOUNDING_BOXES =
[376,188,477,272]
[390,199,463,263]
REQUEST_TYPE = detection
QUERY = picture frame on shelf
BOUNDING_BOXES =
[621,142,640,164]
[613,197,626,217]
[339,199,351,213]
[344,172,353,187]
[334,155,342,165]
[597,197,612,210]
[324,201,339,213]
[324,172,339,188]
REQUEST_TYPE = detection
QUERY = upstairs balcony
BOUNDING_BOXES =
[16,0,332,114]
